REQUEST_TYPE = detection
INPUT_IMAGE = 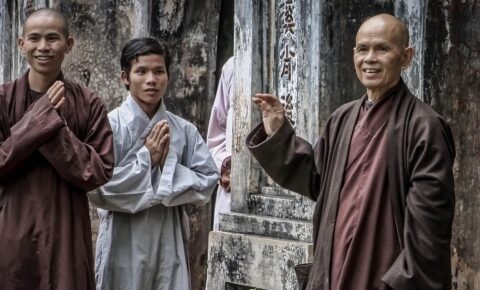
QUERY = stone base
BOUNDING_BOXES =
[206,231,313,290]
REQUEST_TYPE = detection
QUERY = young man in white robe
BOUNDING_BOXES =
[89,37,219,290]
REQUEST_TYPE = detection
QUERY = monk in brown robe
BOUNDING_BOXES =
[0,8,114,290]
[247,14,455,290]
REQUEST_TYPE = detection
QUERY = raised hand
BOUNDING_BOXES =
[145,120,170,169]
[252,93,286,136]
[47,80,65,111]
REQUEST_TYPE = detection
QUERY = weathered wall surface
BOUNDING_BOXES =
[423,2,480,289]
[0,1,221,289]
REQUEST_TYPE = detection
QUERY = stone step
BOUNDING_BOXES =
[219,212,313,242]
[261,186,296,197]
[206,231,313,290]
[247,192,314,221]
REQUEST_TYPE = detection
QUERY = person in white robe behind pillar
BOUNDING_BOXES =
[88,37,218,290]
[207,56,234,230]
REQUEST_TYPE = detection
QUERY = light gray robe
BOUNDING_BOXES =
[89,95,218,290]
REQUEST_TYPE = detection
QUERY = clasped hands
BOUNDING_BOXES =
[145,120,170,169]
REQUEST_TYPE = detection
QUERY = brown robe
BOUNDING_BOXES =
[330,90,398,290]
[247,80,455,290]
[0,70,114,290]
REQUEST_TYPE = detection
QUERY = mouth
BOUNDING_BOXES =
[34,55,54,61]
[144,88,159,94]
[363,68,381,73]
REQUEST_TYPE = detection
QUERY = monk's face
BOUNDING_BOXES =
[353,16,413,99]
[122,54,169,114]
[18,14,73,78]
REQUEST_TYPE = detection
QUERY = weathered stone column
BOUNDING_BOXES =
[0,0,12,84]
[206,1,319,289]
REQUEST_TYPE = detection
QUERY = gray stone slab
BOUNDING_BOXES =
[261,186,297,197]
[219,212,313,242]
[206,231,313,290]
[247,193,314,221]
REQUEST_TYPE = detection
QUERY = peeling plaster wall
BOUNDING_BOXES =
[422,1,480,289]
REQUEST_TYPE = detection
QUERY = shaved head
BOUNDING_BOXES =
[357,13,409,48]
[23,8,69,37]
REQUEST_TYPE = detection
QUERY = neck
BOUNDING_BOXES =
[28,70,60,93]
[366,80,401,102]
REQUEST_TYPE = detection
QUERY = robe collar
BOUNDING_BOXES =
[119,94,168,141]
[12,69,66,123]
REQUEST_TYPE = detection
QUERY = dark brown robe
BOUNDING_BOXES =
[247,80,455,290]
[0,70,114,290]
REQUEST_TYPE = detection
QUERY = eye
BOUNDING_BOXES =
[27,35,39,42]
[48,36,60,42]
[354,46,367,53]
[376,45,389,53]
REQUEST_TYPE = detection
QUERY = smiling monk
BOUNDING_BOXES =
[247,14,455,290]
[0,8,114,290]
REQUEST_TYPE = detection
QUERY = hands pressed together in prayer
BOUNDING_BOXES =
[145,120,170,169]
[252,93,286,136]
[47,81,66,111]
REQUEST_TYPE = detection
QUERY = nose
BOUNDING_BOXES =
[364,49,377,63]
[37,38,50,51]
[146,72,157,84]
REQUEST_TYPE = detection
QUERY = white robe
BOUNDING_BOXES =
[207,57,234,230]
[89,95,218,290]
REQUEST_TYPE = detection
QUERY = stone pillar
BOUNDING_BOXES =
[206,1,318,289]
[0,0,12,84]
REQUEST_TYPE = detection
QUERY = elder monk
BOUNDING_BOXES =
[0,8,114,290]
[247,13,455,290]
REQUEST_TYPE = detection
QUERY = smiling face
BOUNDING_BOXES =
[353,14,413,100]
[18,14,73,83]
[122,54,169,118]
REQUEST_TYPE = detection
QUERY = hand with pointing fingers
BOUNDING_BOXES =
[252,93,286,136]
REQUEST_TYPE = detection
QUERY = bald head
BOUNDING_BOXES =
[23,8,69,37]
[357,14,409,48]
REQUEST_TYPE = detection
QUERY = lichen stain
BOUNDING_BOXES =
[209,236,254,284]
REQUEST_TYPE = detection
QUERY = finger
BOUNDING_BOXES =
[159,134,170,167]
[54,97,65,110]
[52,86,65,105]
[254,93,280,104]
[48,81,63,100]
[149,124,160,141]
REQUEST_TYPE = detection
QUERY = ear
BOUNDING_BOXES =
[17,37,25,54]
[65,36,74,54]
[121,71,130,86]
[401,46,414,69]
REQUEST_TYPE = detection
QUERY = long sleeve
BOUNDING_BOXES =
[383,115,455,290]
[207,57,233,170]
[246,119,322,201]
[0,95,64,179]
[37,93,114,192]
[89,120,218,214]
